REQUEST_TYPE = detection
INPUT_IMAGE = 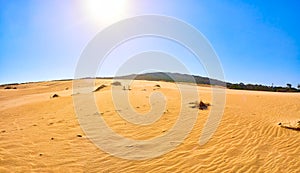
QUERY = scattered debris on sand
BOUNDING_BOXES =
[94,84,106,92]
[278,120,300,131]
[189,101,198,108]
[122,85,131,90]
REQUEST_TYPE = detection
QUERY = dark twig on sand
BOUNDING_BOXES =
[94,85,106,92]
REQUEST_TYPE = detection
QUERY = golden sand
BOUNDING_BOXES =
[0,79,299,172]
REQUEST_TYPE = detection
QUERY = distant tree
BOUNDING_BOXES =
[286,83,292,89]
[298,84,300,90]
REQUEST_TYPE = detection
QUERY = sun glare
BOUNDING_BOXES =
[84,0,127,26]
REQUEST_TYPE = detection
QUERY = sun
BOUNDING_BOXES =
[84,0,127,26]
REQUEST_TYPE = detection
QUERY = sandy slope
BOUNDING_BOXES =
[0,79,299,172]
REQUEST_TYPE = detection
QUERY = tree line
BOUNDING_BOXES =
[227,83,300,92]
[116,72,300,93]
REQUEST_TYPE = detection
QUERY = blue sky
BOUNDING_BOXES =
[0,0,299,87]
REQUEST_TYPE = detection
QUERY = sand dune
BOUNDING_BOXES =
[0,79,299,172]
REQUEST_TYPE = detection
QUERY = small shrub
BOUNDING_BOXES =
[111,81,121,86]
[4,86,16,89]
[199,101,209,110]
